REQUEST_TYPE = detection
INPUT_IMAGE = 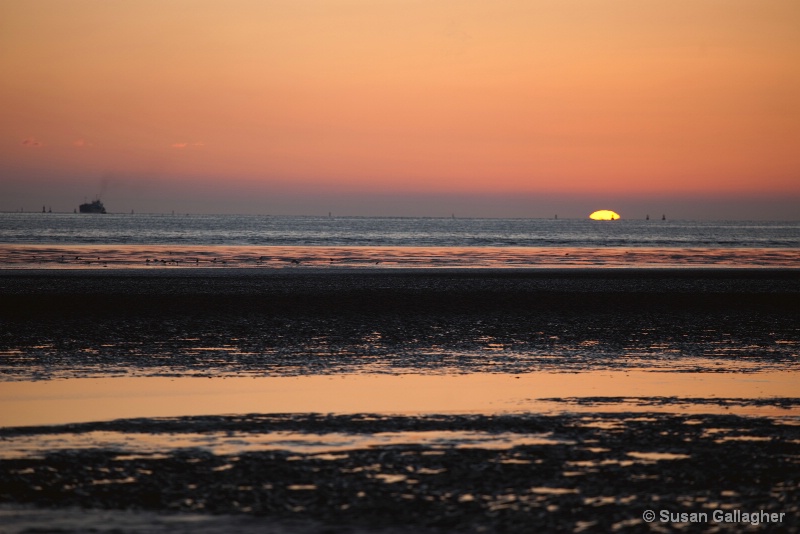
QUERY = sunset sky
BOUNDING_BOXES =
[2,0,798,218]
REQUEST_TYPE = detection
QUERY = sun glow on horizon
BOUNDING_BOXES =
[589,210,621,221]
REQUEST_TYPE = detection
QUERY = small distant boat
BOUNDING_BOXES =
[79,199,106,214]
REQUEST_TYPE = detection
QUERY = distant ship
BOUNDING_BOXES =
[79,199,107,214]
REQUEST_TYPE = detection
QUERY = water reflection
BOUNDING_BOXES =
[0,429,573,460]
[2,371,798,427]
[1,244,798,269]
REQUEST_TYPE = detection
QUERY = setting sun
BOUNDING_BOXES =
[589,210,620,221]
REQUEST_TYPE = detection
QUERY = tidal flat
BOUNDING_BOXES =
[0,268,798,532]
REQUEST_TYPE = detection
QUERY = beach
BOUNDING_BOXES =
[1,268,798,532]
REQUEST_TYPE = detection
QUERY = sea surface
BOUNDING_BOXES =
[0,213,798,268]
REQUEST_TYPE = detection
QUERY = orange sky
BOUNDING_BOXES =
[2,0,799,217]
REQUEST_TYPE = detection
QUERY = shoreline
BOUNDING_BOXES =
[1,242,798,270]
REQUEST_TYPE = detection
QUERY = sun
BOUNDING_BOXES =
[589,210,620,221]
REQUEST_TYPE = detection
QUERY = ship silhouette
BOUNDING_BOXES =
[79,198,106,214]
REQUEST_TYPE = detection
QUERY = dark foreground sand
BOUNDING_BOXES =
[1,268,798,532]
[1,268,798,378]
[1,412,799,533]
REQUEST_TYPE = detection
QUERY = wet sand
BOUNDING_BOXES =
[1,412,798,533]
[2,268,797,380]
[2,243,798,269]
[0,268,798,532]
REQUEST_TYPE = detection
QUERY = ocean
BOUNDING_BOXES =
[1,213,798,268]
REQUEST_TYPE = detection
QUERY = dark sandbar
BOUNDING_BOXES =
[2,267,798,316]
[1,268,798,379]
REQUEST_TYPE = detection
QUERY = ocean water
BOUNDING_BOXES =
[3,212,799,247]
[0,213,797,268]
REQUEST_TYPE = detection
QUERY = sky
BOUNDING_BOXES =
[1,0,799,219]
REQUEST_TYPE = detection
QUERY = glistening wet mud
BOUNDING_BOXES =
[1,412,798,533]
[1,269,797,380]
